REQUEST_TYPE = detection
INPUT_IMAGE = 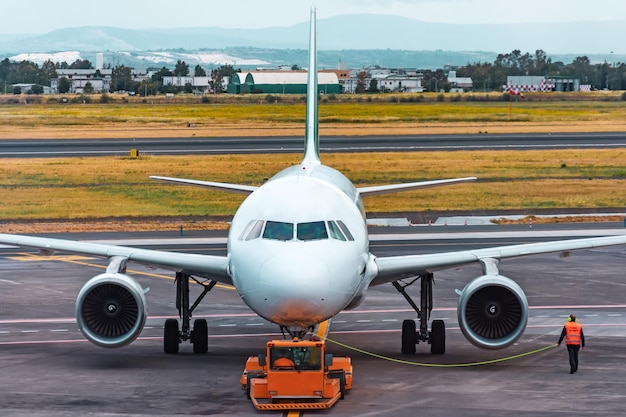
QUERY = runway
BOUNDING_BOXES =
[1,225,626,416]
[1,132,626,157]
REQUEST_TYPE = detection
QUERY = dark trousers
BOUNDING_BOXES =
[567,344,581,372]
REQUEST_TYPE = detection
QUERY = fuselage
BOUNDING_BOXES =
[228,162,372,328]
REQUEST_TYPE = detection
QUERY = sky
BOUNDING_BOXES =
[3,0,626,34]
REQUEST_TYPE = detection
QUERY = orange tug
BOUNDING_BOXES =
[241,338,352,410]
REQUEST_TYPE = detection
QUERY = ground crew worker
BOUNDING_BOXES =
[558,314,585,374]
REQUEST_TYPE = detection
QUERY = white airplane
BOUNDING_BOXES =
[2,8,626,356]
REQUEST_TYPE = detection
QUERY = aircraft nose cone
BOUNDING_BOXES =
[257,254,332,325]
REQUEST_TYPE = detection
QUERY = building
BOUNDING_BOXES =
[505,75,583,93]
[447,71,473,92]
[52,69,112,94]
[51,69,150,94]
[10,83,52,94]
[344,68,425,93]
[227,71,341,94]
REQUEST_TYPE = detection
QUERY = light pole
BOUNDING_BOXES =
[610,51,614,90]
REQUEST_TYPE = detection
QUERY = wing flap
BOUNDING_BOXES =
[372,234,626,286]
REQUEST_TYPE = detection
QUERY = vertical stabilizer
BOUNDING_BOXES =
[302,7,321,166]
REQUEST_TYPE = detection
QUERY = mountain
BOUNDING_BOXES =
[1,14,625,53]
[0,14,623,69]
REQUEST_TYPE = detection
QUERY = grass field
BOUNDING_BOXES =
[1,96,625,232]
[2,94,626,139]
[1,148,625,232]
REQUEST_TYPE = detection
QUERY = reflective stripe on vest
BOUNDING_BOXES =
[564,322,582,345]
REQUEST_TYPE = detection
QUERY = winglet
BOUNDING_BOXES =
[302,6,321,167]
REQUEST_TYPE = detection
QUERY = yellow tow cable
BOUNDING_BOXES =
[323,337,559,368]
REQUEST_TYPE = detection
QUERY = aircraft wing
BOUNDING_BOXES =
[150,176,257,194]
[371,234,626,285]
[0,233,232,284]
[358,177,476,197]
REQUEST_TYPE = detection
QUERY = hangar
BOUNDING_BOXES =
[227,71,341,94]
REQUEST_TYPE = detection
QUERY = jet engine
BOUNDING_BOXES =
[457,274,528,350]
[75,273,147,348]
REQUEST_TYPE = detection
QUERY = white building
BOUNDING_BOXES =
[51,69,113,94]
[344,68,425,93]
[447,71,473,92]
[162,75,232,93]
[51,69,150,94]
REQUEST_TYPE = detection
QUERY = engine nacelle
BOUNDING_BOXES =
[75,273,147,348]
[457,274,528,350]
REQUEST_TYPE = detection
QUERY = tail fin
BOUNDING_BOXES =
[302,7,321,167]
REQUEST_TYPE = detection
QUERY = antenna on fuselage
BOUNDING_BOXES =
[302,6,321,167]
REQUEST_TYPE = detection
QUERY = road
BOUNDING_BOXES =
[1,132,626,157]
[2,224,626,416]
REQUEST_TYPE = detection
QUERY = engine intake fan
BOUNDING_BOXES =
[76,273,147,348]
[457,274,528,350]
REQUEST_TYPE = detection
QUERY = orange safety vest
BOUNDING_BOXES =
[564,321,582,345]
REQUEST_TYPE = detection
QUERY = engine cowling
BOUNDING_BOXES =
[75,273,147,348]
[457,274,528,350]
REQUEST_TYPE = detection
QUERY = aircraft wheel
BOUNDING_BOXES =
[401,319,417,354]
[192,318,208,354]
[430,319,446,355]
[164,318,180,354]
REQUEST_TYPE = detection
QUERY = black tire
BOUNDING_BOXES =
[246,375,253,400]
[329,371,346,400]
[338,372,346,399]
[192,318,208,354]
[401,319,417,354]
[430,319,446,355]
[164,318,179,354]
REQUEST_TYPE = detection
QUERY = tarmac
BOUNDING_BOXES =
[1,225,626,416]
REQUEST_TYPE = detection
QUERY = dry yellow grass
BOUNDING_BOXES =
[2,98,626,232]
[1,149,625,234]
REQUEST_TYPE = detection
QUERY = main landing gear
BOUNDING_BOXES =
[393,272,445,355]
[164,271,217,354]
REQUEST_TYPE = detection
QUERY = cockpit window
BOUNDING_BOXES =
[263,221,294,241]
[327,220,346,241]
[336,220,354,241]
[246,220,264,240]
[239,220,265,241]
[297,221,328,241]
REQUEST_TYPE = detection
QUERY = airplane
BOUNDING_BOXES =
[2,8,626,357]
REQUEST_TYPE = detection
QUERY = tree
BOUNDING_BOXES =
[30,84,44,94]
[111,65,133,92]
[39,60,57,85]
[83,82,94,94]
[209,65,236,94]
[174,60,189,76]
[367,78,379,93]
[69,59,93,69]
[58,77,71,94]
[355,71,367,93]
[194,65,206,77]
